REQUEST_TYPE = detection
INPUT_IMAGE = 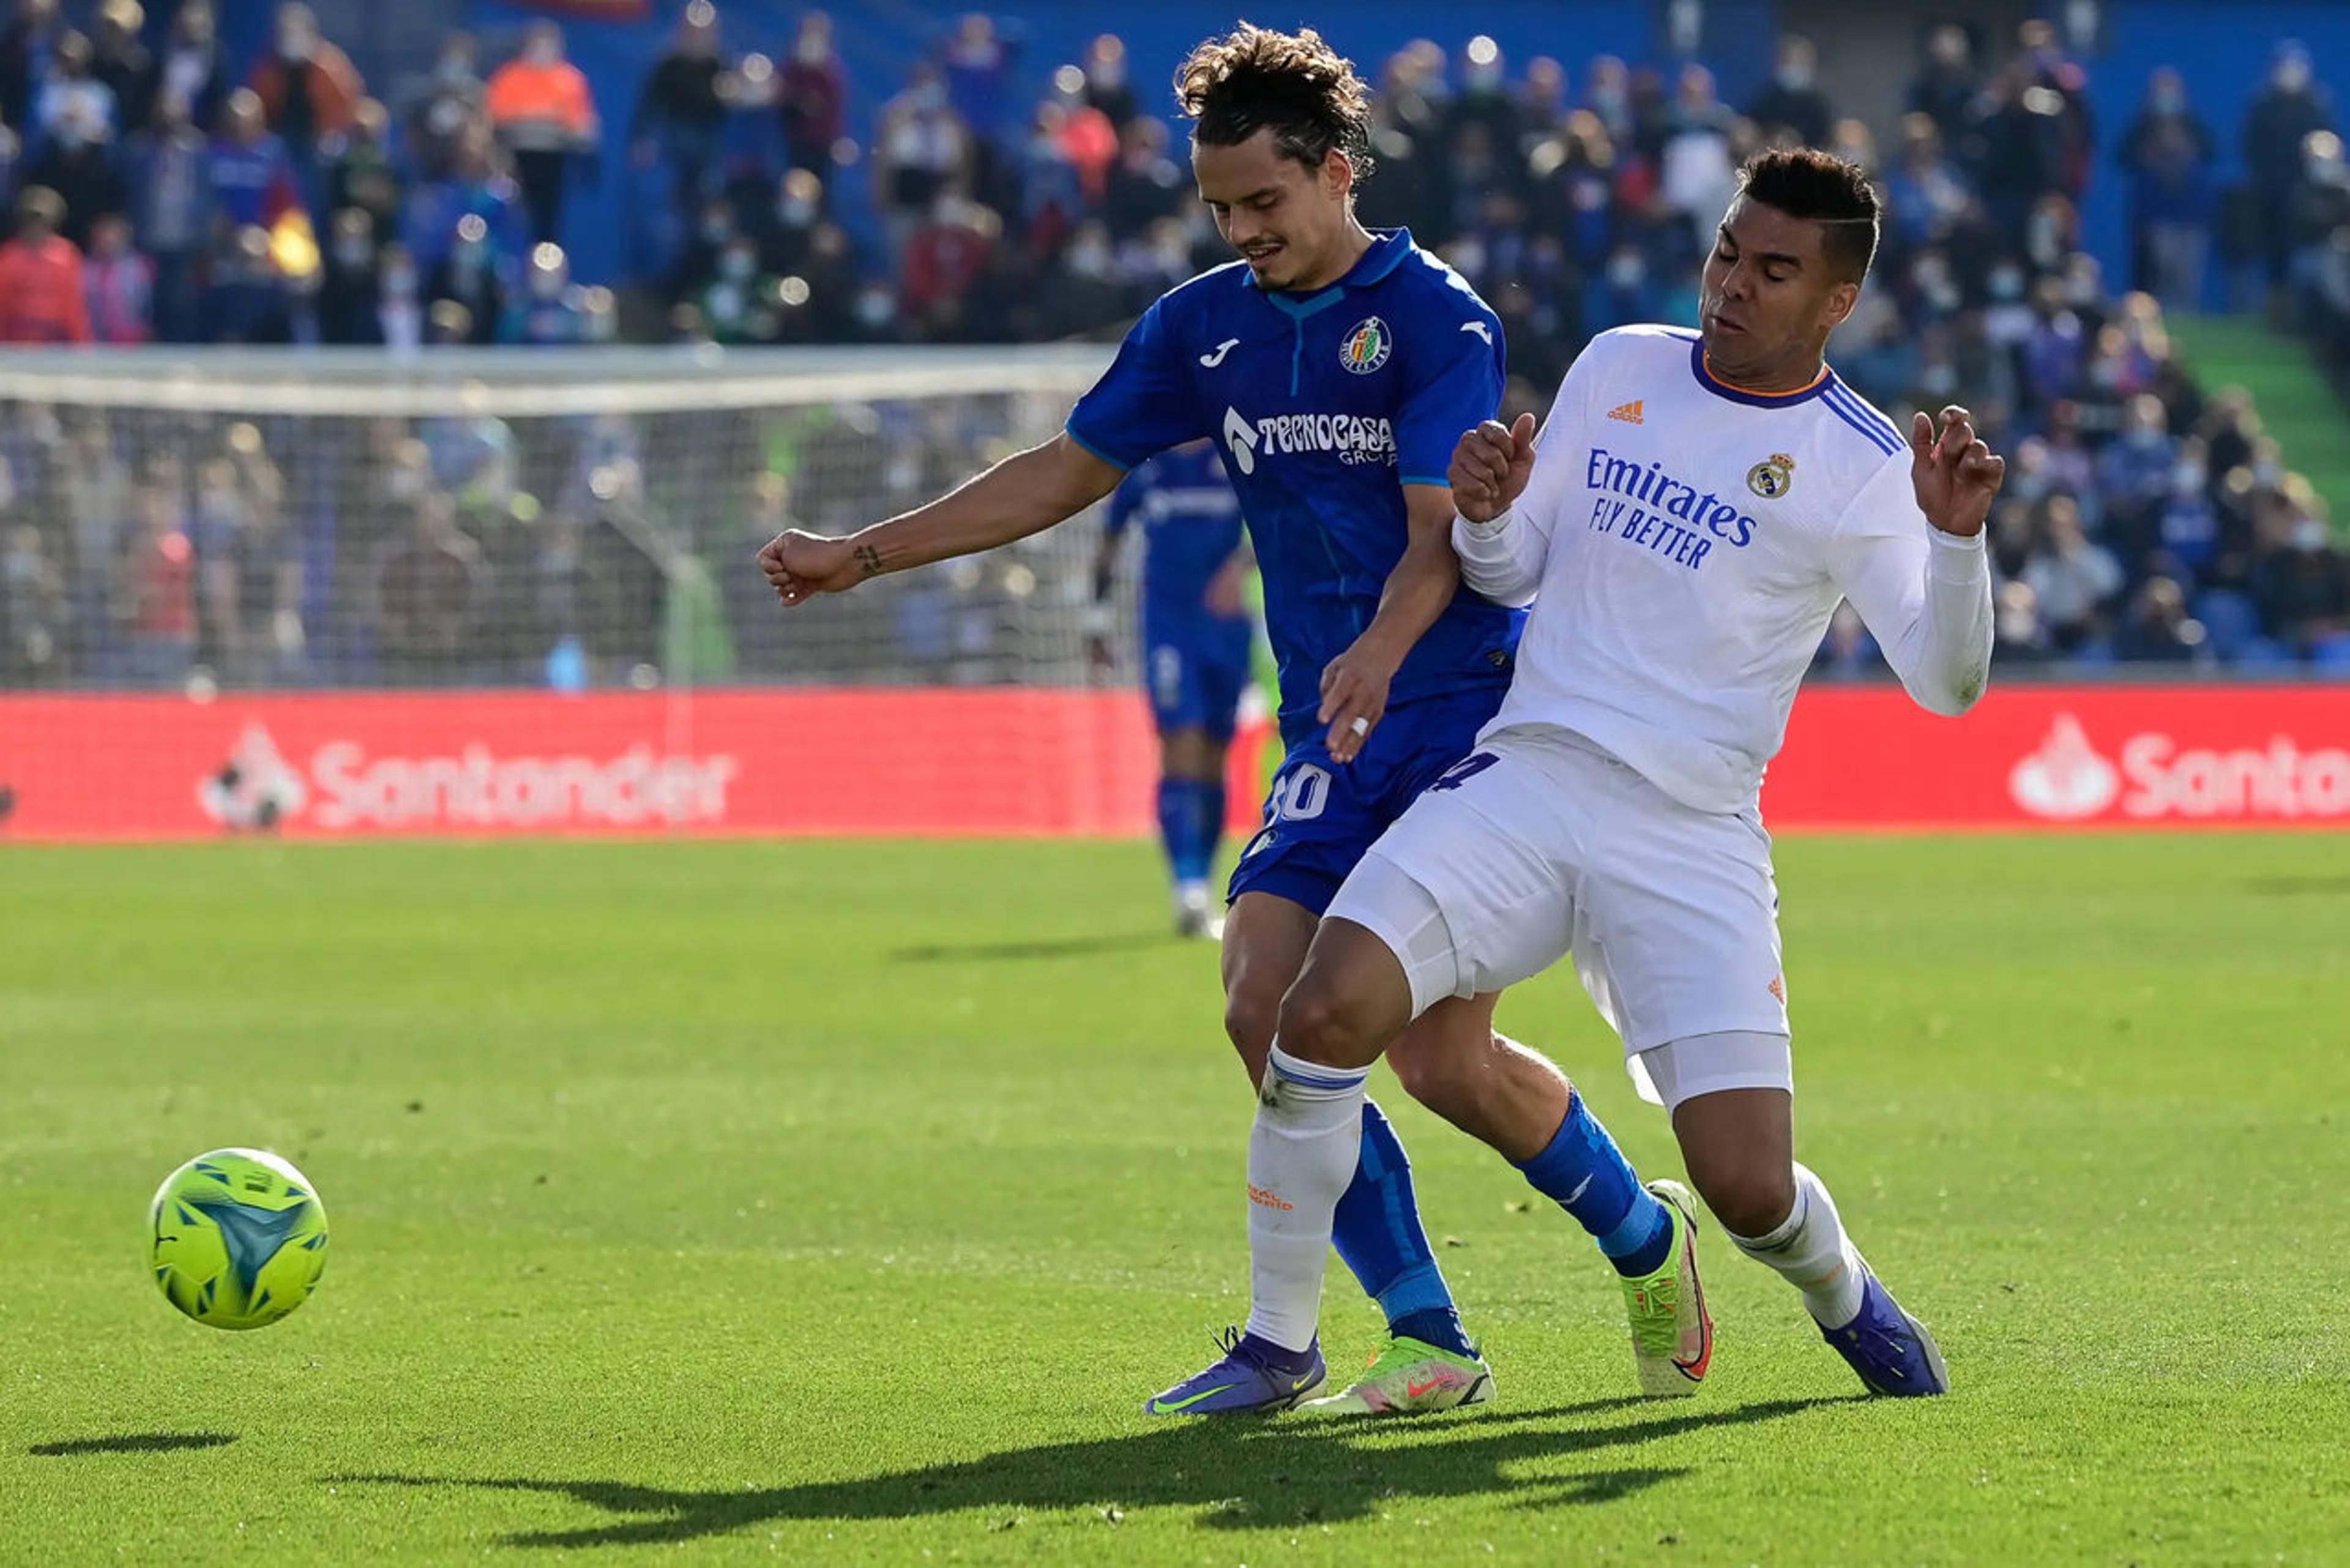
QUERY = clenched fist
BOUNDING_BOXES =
[757,531,870,605]
[1449,412,1538,524]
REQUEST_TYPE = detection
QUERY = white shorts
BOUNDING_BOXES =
[1325,725,1792,1103]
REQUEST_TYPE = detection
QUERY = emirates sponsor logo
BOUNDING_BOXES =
[2010,713,2350,822]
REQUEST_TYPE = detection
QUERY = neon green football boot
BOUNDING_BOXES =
[1297,1335,1495,1417]
[1622,1178,1714,1397]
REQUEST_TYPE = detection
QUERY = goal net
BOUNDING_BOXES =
[0,345,1264,840]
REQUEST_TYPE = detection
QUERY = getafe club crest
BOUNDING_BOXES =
[1747,452,1796,499]
[1340,317,1391,375]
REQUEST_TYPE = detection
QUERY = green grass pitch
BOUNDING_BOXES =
[4,834,2347,1563]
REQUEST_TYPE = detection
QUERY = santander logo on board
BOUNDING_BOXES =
[195,723,740,832]
[2009,712,2350,823]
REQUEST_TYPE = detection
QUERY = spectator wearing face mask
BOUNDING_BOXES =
[485,21,600,247]
[500,242,591,346]
[876,67,972,265]
[778,11,844,176]
[318,205,382,345]
[696,234,780,343]
[149,0,231,141]
[1746,35,1830,150]
[323,98,403,244]
[2023,495,2125,653]
[89,0,148,134]
[127,91,212,342]
[2117,69,2215,308]
[24,98,127,248]
[247,4,365,167]
[207,88,305,236]
[2243,41,2337,294]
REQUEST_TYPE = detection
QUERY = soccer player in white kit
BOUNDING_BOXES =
[1218,149,2003,1398]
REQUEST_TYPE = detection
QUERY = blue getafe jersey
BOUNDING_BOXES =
[1067,229,1522,738]
[1106,442,1247,630]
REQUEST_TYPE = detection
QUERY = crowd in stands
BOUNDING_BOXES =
[0,2,2346,685]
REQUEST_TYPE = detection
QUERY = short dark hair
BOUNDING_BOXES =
[1175,23,1373,181]
[1736,147,1880,283]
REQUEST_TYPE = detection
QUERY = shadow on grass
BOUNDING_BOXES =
[2243,874,2350,897]
[890,933,1171,963]
[333,1395,1852,1548]
[30,1432,239,1457]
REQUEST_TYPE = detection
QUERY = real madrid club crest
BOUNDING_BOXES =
[1747,452,1796,499]
[1340,317,1391,375]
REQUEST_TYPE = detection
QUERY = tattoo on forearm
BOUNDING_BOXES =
[854,543,886,579]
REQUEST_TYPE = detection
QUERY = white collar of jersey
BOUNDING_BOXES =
[1245,226,1415,294]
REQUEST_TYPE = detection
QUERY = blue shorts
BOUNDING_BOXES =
[1143,614,1252,742]
[1228,686,1507,915]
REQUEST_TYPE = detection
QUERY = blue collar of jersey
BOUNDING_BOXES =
[1247,226,1416,305]
[1686,333,1838,407]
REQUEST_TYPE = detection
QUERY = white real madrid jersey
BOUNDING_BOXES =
[1455,324,1993,814]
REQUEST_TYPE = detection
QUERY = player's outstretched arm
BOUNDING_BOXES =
[758,433,1126,606]
[1317,482,1465,764]
[1836,405,2002,716]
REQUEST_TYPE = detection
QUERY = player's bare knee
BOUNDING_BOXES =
[1222,989,1278,1078]
[1686,1155,1797,1239]
[1272,974,1378,1070]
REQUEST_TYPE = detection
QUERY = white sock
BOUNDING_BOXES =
[1242,1042,1370,1353]
[1728,1162,1868,1329]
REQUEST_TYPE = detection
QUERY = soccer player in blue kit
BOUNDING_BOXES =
[759,24,1710,1417]
[1088,441,1256,940]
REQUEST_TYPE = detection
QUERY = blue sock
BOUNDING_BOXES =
[1330,1100,1475,1359]
[1156,777,1211,883]
[1516,1089,1674,1277]
[1200,780,1227,872]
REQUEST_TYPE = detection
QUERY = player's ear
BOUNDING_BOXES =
[1322,147,1353,202]
[1821,279,1860,333]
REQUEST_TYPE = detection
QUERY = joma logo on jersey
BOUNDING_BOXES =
[1222,405,1397,474]
[1339,316,1391,374]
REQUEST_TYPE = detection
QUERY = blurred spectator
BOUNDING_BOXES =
[2242,40,2336,296]
[1081,34,1136,132]
[1449,37,1522,154]
[876,65,972,263]
[126,91,211,341]
[1659,65,1737,243]
[1745,35,1830,149]
[696,231,780,343]
[1906,24,1979,146]
[151,0,231,136]
[900,192,994,338]
[500,242,591,345]
[2117,69,2215,308]
[0,0,62,134]
[24,98,127,248]
[2113,576,2207,663]
[0,521,67,684]
[318,206,381,344]
[425,212,505,345]
[1103,117,1182,241]
[485,20,599,246]
[402,118,526,279]
[81,211,150,342]
[2251,513,2347,657]
[2022,495,2124,652]
[378,243,423,350]
[90,0,149,133]
[400,31,484,182]
[245,3,365,156]
[631,1,727,207]
[115,478,196,685]
[207,88,304,234]
[939,13,1016,152]
[778,10,844,175]
[2286,130,2350,325]
[203,223,292,343]
[32,31,118,156]
[367,491,484,685]
[322,97,403,244]
[0,185,90,342]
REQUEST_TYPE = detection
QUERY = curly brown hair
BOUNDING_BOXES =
[1174,23,1373,179]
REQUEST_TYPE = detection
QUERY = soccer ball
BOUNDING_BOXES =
[147,1149,329,1330]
